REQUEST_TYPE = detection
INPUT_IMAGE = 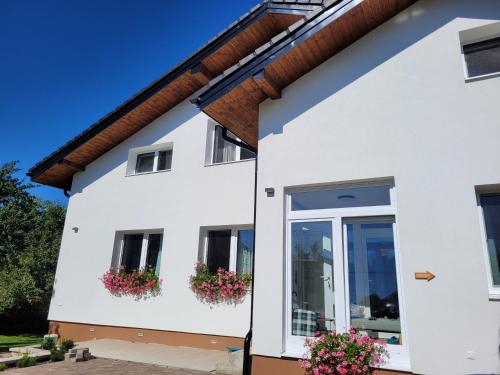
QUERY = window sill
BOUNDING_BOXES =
[204,158,255,168]
[465,71,500,83]
[488,292,500,300]
[126,169,172,177]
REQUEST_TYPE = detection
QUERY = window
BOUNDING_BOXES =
[200,227,254,274]
[135,152,155,174]
[206,122,255,165]
[463,37,500,78]
[114,231,163,275]
[286,182,409,369]
[479,193,500,295]
[127,143,173,175]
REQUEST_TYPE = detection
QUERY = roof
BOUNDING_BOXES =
[191,0,417,148]
[28,0,323,189]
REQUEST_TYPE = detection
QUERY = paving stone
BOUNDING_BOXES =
[7,358,210,374]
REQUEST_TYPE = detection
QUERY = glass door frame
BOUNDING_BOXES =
[284,183,410,371]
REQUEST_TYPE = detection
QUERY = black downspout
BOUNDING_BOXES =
[218,127,257,375]
[63,189,70,198]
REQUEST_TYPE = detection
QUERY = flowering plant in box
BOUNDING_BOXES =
[101,266,161,297]
[298,328,387,375]
[189,262,251,303]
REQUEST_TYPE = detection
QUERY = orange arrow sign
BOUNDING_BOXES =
[415,271,435,281]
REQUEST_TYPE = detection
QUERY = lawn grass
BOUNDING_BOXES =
[0,334,43,352]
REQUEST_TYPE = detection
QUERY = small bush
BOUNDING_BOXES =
[60,338,74,352]
[41,336,56,350]
[0,363,7,372]
[50,347,66,362]
[16,353,37,368]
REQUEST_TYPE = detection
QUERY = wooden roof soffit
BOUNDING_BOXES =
[193,0,417,148]
[28,3,311,189]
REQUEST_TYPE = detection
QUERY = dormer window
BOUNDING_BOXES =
[127,143,173,176]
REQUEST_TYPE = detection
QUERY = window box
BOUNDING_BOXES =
[103,230,164,297]
[190,226,254,303]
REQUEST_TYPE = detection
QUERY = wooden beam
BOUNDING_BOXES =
[190,63,215,84]
[58,158,85,172]
[252,70,281,99]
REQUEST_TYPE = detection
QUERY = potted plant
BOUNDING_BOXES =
[189,262,251,304]
[101,266,161,297]
[298,328,388,375]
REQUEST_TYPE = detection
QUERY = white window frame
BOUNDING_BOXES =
[476,191,500,299]
[113,230,164,275]
[199,226,254,273]
[459,22,500,82]
[283,181,411,372]
[126,142,173,176]
[205,121,255,166]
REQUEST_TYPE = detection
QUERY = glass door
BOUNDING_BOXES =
[344,219,402,345]
[287,219,347,352]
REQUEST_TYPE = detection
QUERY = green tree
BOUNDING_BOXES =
[0,161,65,332]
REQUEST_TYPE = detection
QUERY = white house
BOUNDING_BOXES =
[29,1,500,374]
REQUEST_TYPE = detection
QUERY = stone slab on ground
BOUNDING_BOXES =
[7,358,210,374]
[74,339,228,373]
[0,347,50,366]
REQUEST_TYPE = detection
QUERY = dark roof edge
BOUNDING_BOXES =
[28,1,318,180]
[191,0,360,108]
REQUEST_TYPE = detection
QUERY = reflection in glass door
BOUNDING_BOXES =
[345,220,401,345]
[291,221,335,336]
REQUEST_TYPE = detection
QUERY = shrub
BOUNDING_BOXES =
[60,338,74,351]
[298,328,388,375]
[0,363,7,372]
[189,262,252,303]
[101,267,161,297]
[41,336,56,350]
[50,347,66,362]
[16,353,37,368]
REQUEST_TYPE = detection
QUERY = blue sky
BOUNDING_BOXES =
[0,0,258,204]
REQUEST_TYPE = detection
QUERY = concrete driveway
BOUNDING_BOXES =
[8,358,210,374]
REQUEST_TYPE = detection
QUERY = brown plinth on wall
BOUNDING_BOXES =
[251,355,412,375]
[49,321,243,351]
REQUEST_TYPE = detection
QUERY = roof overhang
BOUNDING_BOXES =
[28,1,319,189]
[191,0,417,148]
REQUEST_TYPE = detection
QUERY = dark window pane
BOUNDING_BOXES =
[291,185,391,211]
[206,230,231,274]
[135,152,155,173]
[157,150,173,171]
[481,194,500,285]
[240,147,255,160]
[464,38,500,78]
[236,229,254,274]
[121,234,143,272]
[146,234,163,275]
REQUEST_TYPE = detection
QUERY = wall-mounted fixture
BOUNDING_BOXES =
[265,187,275,197]
[72,227,79,233]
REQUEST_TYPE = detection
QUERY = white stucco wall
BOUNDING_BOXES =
[253,1,500,374]
[49,100,255,338]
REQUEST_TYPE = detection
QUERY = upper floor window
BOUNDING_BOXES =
[463,37,500,78]
[478,193,500,297]
[205,121,255,165]
[127,143,173,176]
